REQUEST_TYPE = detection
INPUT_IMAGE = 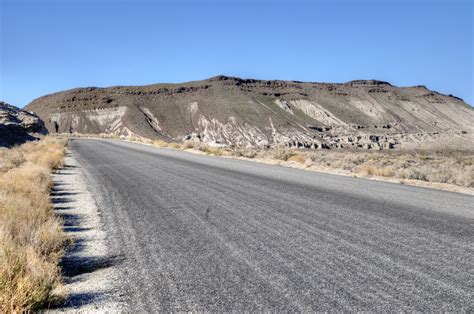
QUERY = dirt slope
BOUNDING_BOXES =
[25,76,474,150]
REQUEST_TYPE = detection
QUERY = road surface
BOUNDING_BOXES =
[67,139,473,311]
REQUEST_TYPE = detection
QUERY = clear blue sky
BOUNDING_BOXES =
[1,0,472,107]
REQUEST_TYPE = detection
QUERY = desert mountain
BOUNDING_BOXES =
[25,76,474,150]
[0,102,47,147]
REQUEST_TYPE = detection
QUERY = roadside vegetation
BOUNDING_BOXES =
[66,133,474,190]
[0,137,68,312]
[186,143,473,188]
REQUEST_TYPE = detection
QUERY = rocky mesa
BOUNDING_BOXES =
[0,101,48,147]
[25,76,474,150]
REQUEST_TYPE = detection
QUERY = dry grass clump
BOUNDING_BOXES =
[357,165,395,177]
[270,146,295,161]
[177,141,229,156]
[167,142,182,149]
[181,141,196,149]
[0,137,68,312]
[287,154,307,165]
[188,143,223,156]
[152,139,169,148]
[151,139,182,150]
[229,148,258,159]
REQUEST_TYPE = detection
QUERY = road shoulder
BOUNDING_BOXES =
[50,149,124,312]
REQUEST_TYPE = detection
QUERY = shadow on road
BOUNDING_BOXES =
[48,292,108,310]
[62,254,123,278]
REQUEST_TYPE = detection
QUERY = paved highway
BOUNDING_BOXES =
[69,139,473,311]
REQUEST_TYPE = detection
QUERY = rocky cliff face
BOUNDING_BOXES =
[0,102,48,147]
[25,76,474,150]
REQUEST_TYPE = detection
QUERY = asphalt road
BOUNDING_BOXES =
[69,139,473,311]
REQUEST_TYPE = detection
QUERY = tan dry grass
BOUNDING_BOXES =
[0,137,68,312]
[167,142,182,149]
[152,139,169,148]
[196,145,225,156]
[226,146,473,188]
[298,150,474,187]
[287,154,307,165]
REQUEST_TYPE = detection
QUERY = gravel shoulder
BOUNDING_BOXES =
[50,149,124,311]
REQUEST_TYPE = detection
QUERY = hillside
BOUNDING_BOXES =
[25,76,474,150]
[0,102,47,147]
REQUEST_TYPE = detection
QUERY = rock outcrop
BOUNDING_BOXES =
[0,102,48,147]
[25,76,474,150]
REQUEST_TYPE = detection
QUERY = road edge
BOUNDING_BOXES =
[50,148,124,312]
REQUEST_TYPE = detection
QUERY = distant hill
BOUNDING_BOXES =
[25,76,474,150]
[0,102,47,147]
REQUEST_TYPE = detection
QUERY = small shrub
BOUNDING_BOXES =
[181,141,195,149]
[153,140,168,148]
[377,168,394,177]
[197,145,225,156]
[167,142,182,149]
[403,168,428,181]
[231,148,258,158]
[141,138,154,145]
[357,165,394,177]
[272,146,294,161]
[357,165,375,176]
[287,154,306,164]
[242,149,258,158]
